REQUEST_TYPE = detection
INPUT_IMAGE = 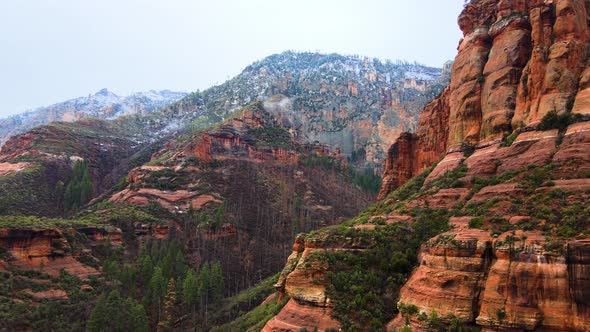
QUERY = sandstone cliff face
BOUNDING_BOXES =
[262,235,341,331]
[378,87,450,199]
[380,0,590,199]
[383,112,590,332]
[451,0,590,146]
[0,226,121,279]
[381,0,590,329]
[267,1,590,330]
[392,226,590,331]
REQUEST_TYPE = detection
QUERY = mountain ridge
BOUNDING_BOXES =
[136,51,449,168]
[0,89,188,146]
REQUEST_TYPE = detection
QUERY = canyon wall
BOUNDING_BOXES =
[0,226,122,278]
[379,0,590,200]
[265,0,590,330]
[392,226,590,331]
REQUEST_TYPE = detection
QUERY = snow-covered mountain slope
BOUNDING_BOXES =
[146,51,449,167]
[0,89,187,145]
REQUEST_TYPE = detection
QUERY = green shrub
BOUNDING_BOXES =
[424,163,469,191]
[537,110,572,132]
[499,131,519,147]
[468,217,484,229]
[461,142,476,157]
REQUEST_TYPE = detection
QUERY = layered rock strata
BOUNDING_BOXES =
[380,0,590,199]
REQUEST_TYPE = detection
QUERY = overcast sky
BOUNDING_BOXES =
[0,0,464,117]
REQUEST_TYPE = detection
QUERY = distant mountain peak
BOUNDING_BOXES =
[0,89,187,146]
[93,88,117,98]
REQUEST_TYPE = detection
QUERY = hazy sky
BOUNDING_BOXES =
[0,0,464,117]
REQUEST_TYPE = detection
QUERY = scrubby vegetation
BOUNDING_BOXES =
[0,165,64,216]
[350,164,436,224]
[208,274,281,326]
[140,168,192,191]
[424,163,468,191]
[537,110,574,132]
[249,124,294,149]
[0,215,106,229]
[299,153,382,194]
[396,304,479,332]
[307,208,450,330]
[0,269,102,331]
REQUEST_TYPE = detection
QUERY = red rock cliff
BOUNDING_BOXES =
[390,227,590,331]
[266,1,590,331]
[0,226,121,279]
[380,0,590,199]
[379,87,450,199]
[378,0,590,330]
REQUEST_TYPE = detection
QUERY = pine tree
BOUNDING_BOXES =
[150,266,167,323]
[197,262,211,325]
[121,264,138,295]
[102,258,120,281]
[150,240,160,261]
[64,160,93,211]
[54,180,65,213]
[210,261,224,302]
[183,269,200,324]
[161,252,173,280]
[127,297,149,332]
[80,170,93,203]
[157,278,177,331]
[214,204,223,230]
[139,254,153,284]
[173,249,187,279]
[198,262,210,307]
[150,267,166,300]
[88,290,132,331]
[103,290,127,331]
[87,294,107,332]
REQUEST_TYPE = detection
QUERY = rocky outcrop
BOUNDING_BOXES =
[77,226,124,246]
[513,0,589,127]
[262,299,340,332]
[22,288,69,301]
[553,121,590,177]
[378,133,419,199]
[264,234,345,331]
[379,0,590,199]
[109,188,223,213]
[391,230,590,331]
[181,108,302,165]
[378,87,450,199]
[0,162,34,177]
[0,226,121,278]
[451,0,590,144]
